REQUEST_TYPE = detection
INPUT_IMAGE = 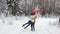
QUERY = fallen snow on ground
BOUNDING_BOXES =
[0,15,60,34]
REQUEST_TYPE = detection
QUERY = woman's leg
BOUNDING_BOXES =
[22,20,31,27]
[24,21,32,29]
[24,23,31,29]
[22,22,29,27]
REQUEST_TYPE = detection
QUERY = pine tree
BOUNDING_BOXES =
[6,0,20,16]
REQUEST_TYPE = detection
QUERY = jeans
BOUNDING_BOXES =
[22,20,35,31]
[31,23,35,31]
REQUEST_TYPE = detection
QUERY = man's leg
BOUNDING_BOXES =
[33,24,35,31]
[31,23,35,31]
[31,23,33,31]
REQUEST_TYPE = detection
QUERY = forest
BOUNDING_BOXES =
[0,0,60,16]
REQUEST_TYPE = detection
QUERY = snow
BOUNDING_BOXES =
[0,15,60,34]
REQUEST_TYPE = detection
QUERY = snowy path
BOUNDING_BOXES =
[0,16,60,34]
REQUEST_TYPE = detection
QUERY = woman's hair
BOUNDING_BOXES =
[30,13,35,15]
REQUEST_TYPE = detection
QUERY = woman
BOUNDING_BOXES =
[22,13,37,31]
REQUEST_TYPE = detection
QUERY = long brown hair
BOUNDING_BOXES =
[30,13,35,15]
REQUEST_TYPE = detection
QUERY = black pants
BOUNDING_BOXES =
[22,20,35,31]
[31,23,35,31]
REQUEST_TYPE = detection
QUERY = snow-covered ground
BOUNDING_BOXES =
[0,15,60,34]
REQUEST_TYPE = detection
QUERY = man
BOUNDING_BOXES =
[22,13,37,31]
